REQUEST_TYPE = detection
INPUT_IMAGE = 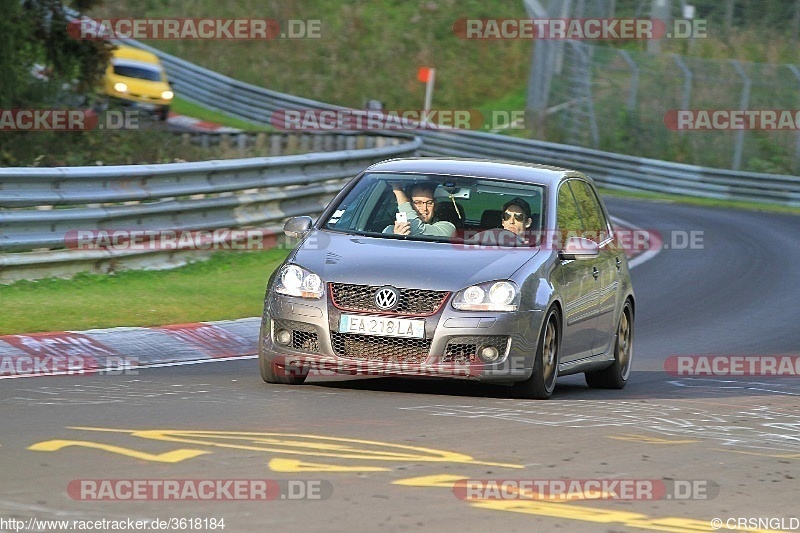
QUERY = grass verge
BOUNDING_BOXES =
[0,249,289,335]
[171,96,267,131]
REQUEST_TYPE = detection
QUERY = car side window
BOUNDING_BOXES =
[557,182,583,237]
[570,180,609,242]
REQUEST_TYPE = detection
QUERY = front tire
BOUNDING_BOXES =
[585,300,633,389]
[259,351,307,385]
[513,308,560,400]
[259,320,307,385]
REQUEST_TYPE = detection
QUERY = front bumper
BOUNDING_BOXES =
[106,95,170,113]
[260,294,543,383]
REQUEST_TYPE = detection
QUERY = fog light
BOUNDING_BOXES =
[478,346,500,363]
[276,329,292,345]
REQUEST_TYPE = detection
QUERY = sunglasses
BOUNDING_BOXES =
[502,211,526,222]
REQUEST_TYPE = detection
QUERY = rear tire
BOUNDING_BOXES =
[585,300,633,389]
[513,308,560,400]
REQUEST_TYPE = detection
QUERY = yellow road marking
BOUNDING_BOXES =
[66,427,522,468]
[396,474,773,532]
[268,458,391,472]
[713,448,800,459]
[608,434,700,445]
[392,474,468,488]
[472,500,774,532]
[27,440,208,463]
[394,475,618,501]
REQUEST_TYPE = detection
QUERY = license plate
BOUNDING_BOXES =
[339,315,425,339]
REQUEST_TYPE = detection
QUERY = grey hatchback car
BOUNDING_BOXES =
[259,158,634,399]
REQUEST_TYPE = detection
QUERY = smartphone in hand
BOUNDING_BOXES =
[396,211,407,223]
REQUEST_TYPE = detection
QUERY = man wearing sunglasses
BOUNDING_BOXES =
[501,197,534,243]
[384,182,456,237]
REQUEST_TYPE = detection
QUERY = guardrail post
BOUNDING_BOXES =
[730,60,751,171]
[786,65,800,172]
[671,55,692,111]
[618,50,639,111]
[287,134,299,154]
[300,134,311,153]
[270,134,282,155]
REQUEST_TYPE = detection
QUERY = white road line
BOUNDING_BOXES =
[611,216,662,269]
[0,355,256,380]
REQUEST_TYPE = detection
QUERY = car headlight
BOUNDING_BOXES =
[453,280,519,311]
[274,264,323,299]
[114,82,127,93]
[161,90,174,100]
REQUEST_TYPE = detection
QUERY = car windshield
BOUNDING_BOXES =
[112,63,163,82]
[321,172,545,245]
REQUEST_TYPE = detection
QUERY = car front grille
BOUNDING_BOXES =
[330,283,448,316]
[442,336,510,364]
[272,319,320,353]
[330,332,431,363]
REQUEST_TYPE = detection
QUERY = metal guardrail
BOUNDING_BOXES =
[176,129,379,153]
[0,134,421,283]
[131,42,800,208]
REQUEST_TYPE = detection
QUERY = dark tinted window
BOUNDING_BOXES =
[113,64,163,81]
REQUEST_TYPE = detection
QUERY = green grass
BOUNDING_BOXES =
[171,96,267,130]
[0,249,289,335]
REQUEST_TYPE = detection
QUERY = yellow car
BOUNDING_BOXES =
[102,45,174,120]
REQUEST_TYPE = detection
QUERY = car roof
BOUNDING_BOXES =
[111,46,162,65]
[364,157,583,186]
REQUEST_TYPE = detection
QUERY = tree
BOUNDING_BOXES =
[1,0,113,107]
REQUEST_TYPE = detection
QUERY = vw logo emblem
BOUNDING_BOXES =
[374,286,400,311]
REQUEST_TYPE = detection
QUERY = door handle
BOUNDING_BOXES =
[616,257,622,270]
[592,267,600,279]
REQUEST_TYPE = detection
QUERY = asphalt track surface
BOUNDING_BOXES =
[2,197,799,533]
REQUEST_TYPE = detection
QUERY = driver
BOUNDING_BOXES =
[384,182,456,237]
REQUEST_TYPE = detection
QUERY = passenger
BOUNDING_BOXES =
[501,197,534,244]
[384,182,456,237]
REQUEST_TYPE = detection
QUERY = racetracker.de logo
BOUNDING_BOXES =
[0,109,142,131]
[452,18,707,40]
[453,478,718,501]
[664,109,800,130]
[64,229,278,251]
[1,109,93,131]
[270,109,525,131]
[68,18,321,40]
[664,355,800,377]
[68,479,332,500]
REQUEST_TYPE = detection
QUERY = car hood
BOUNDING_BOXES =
[290,230,540,291]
